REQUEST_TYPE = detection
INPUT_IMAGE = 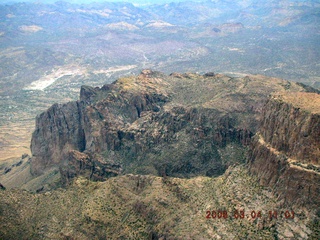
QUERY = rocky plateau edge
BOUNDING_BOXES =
[27,70,319,210]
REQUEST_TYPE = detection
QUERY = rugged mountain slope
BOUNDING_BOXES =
[0,166,317,239]
[248,92,320,207]
[29,70,313,187]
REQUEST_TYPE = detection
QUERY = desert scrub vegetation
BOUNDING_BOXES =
[0,165,316,239]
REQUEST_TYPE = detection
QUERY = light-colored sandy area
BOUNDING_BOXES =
[24,64,137,91]
[146,20,174,28]
[68,8,112,17]
[93,65,137,74]
[19,25,43,33]
[105,22,139,31]
[226,47,245,53]
[24,65,88,91]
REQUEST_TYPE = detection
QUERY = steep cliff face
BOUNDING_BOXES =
[30,101,86,175]
[31,71,168,177]
[30,70,312,184]
[248,92,320,207]
[260,93,320,164]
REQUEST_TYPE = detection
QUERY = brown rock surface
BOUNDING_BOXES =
[59,150,121,185]
[260,92,320,164]
[30,101,86,175]
[30,70,314,185]
[249,92,320,208]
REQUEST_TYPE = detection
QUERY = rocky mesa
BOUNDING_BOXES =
[29,70,318,192]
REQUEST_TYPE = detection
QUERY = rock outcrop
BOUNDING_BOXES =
[30,101,86,175]
[30,70,314,185]
[248,92,320,207]
[59,150,122,186]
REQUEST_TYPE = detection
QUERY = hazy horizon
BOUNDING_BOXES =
[2,0,317,6]
[2,0,193,5]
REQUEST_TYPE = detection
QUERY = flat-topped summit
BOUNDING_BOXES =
[28,70,315,185]
[273,92,320,114]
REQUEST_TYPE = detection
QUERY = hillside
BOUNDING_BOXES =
[0,165,318,239]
